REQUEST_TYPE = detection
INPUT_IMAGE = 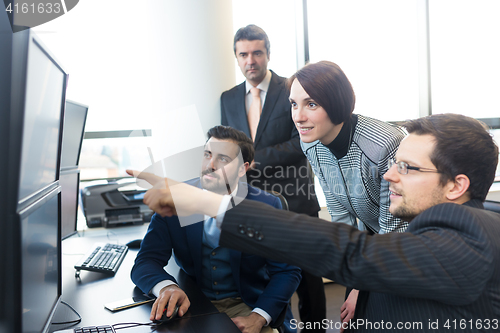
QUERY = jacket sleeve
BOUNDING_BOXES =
[131,213,177,295]
[255,258,301,326]
[220,200,494,306]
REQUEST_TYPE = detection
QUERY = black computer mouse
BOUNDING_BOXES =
[126,239,142,249]
[155,305,180,324]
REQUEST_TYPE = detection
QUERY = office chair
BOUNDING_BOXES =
[483,200,500,214]
[266,190,289,211]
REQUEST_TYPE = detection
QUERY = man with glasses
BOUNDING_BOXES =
[130,113,500,332]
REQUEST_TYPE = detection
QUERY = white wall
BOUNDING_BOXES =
[34,0,235,160]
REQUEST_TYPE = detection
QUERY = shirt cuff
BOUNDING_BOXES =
[215,195,232,229]
[252,308,271,326]
[151,280,178,297]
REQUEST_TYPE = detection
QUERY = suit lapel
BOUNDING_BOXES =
[234,82,252,138]
[254,71,284,146]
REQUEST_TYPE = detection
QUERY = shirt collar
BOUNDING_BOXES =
[326,115,357,159]
[245,70,272,94]
[203,184,239,220]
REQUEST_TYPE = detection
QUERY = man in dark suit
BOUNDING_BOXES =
[132,114,500,332]
[218,114,500,332]
[130,126,301,333]
[221,24,325,332]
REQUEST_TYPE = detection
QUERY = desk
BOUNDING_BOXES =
[50,224,241,333]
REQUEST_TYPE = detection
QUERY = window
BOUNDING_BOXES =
[307,0,420,122]
[429,0,500,118]
[79,135,153,181]
[489,129,500,181]
[232,0,300,82]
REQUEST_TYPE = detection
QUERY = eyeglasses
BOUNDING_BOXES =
[388,158,440,175]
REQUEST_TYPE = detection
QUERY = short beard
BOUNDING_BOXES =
[201,180,225,194]
[391,205,418,222]
[200,170,237,195]
[391,187,446,222]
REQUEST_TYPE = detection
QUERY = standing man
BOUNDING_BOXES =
[130,126,301,333]
[221,24,325,332]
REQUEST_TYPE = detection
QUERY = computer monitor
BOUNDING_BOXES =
[16,30,67,205]
[0,10,15,333]
[60,169,80,240]
[59,100,88,239]
[60,100,88,170]
[19,187,61,333]
[1,23,67,333]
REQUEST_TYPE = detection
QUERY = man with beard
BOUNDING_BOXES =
[131,126,301,333]
[130,114,500,332]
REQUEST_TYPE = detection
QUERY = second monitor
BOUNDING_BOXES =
[60,100,88,170]
[59,100,88,239]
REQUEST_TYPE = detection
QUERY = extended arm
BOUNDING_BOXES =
[128,171,492,306]
[220,200,493,305]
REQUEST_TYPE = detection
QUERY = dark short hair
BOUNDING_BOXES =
[287,61,355,125]
[233,24,270,57]
[206,125,255,164]
[404,114,499,201]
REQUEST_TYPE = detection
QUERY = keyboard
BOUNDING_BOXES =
[74,243,128,276]
[54,325,115,333]
[76,325,115,333]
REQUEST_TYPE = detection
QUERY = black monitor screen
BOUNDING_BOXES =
[60,101,88,169]
[18,37,66,201]
[20,188,61,333]
[60,170,80,239]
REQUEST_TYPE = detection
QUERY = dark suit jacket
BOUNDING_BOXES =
[131,181,301,328]
[220,199,500,332]
[221,71,320,215]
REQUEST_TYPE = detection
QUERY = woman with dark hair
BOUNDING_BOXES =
[288,60,408,329]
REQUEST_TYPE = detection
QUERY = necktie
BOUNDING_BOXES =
[248,87,261,141]
[204,217,221,249]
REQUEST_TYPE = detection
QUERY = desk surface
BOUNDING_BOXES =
[50,224,240,333]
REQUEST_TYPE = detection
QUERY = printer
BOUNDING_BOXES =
[81,178,153,228]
